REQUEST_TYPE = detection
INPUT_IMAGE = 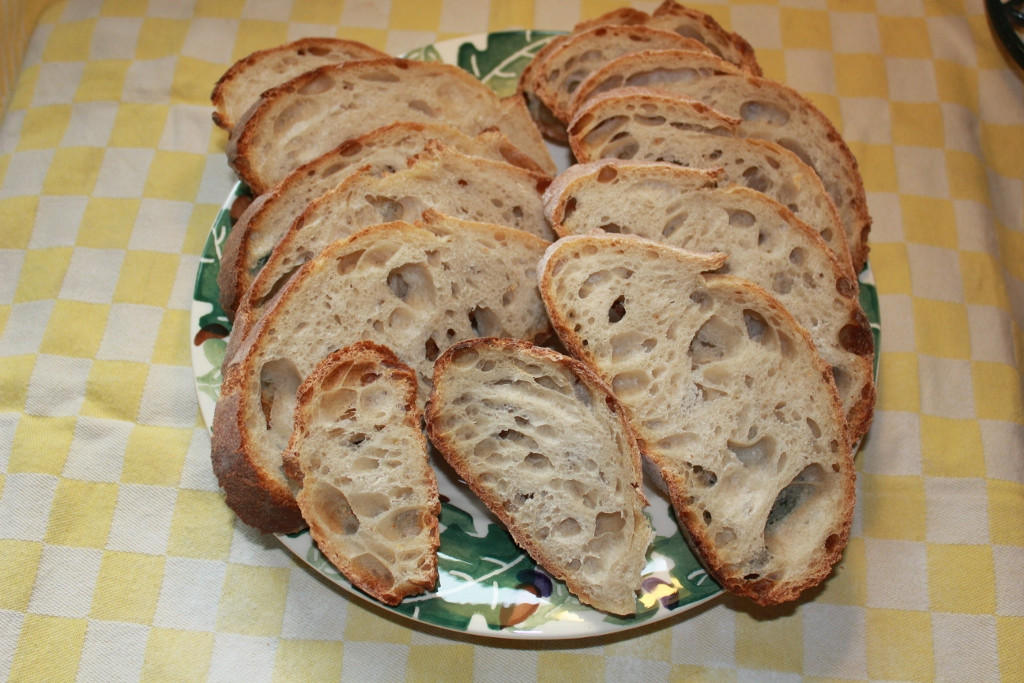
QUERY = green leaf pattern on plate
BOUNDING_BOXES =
[455,31,561,98]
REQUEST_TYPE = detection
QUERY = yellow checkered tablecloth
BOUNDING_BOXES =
[1,0,1022,680]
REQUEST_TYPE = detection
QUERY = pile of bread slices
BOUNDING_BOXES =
[208,0,875,616]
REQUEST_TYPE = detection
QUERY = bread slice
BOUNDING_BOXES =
[568,87,854,278]
[212,212,552,533]
[544,160,874,443]
[227,58,556,194]
[224,147,555,362]
[424,337,653,615]
[538,234,856,605]
[281,341,440,605]
[530,25,712,126]
[570,58,871,271]
[218,122,547,318]
[211,37,389,131]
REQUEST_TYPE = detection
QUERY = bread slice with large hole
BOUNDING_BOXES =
[281,341,440,605]
[211,37,389,131]
[568,87,854,279]
[538,234,855,605]
[212,212,552,533]
[544,160,874,443]
[218,122,547,319]
[425,337,653,616]
[570,55,871,271]
[224,147,555,364]
[228,57,556,194]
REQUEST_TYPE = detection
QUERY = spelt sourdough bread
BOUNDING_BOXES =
[567,88,854,277]
[212,213,552,532]
[424,337,653,615]
[224,147,555,363]
[543,160,874,443]
[570,59,871,271]
[218,122,547,318]
[211,37,388,131]
[538,234,856,604]
[227,58,556,194]
[281,341,440,605]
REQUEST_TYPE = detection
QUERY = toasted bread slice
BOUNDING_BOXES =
[228,58,555,194]
[544,160,874,443]
[538,234,856,605]
[571,57,871,270]
[282,341,440,605]
[212,213,552,532]
[224,147,554,362]
[218,122,547,318]
[211,37,388,131]
[425,338,653,615]
[568,87,854,278]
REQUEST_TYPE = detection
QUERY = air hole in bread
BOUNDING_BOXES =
[836,277,856,298]
[728,209,756,228]
[743,310,770,344]
[806,417,822,439]
[582,115,627,146]
[608,295,626,323]
[595,511,626,535]
[335,250,365,277]
[690,314,743,364]
[772,272,794,295]
[831,365,851,399]
[297,71,337,95]
[388,307,414,330]
[469,306,499,336]
[424,338,439,362]
[259,358,301,446]
[739,100,791,127]
[662,211,688,238]
[634,114,667,127]
[715,528,736,547]
[777,137,814,169]
[765,463,826,532]
[597,165,618,183]
[605,132,639,160]
[380,508,424,541]
[348,491,391,518]
[612,370,648,397]
[838,321,873,357]
[353,552,395,588]
[728,435,777,469]
[310,482,360,535]
[703,509,712,524]
[524,451,551,469]
[741,166,772,193]
[556,517,582,536]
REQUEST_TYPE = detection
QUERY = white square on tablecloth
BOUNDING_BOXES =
[182,19,240,64]
[907,244,963,303]
[60,0,101,22]
[885,57,938,103]
[0,150,53,198]
[802,603,867,679]
[279,568,348,640]
[90,17,143,61]
[106,483,177,555]
[123,57,177,105]
[894,146,951,199]
[25,354,92,417]
[931,613,1000,681]
[59,247,124,303]
[0,251,25,304]
[340,0,392,31]
[731,4,781,50]
[942,103,983,154]
[0,412,16,471]
[606,656,672,682]
[978,70,1024,126]
[0,109,24,155]
[27,545,103,618]
[128,199,192,253]
[980,420,1024,484]
[179,427,221,492]
[61,101,118,148]
[77,620,148,683]
[159,105,213,155]
[864,191,904,243]
[228,520,293,568]
[196,154,240,205]
[917,356,975,419]
[96,303,164,363]
[93,148,155,199]
[146,0,196,20]
[439,0,489,35]
[387,31,440,59]
[924,477,991,545]
[994,545,1024,616]
[865,538,929,610]
[242,0,293,21]
[859,411,923,477]
[340,642,409,683]
[169,253,200,310]
[136,364,199,428]
[829,11,880,54]
[968,306,1017,365]
[669,602,737,668]
[926,15,977,67]
[29,196,88,248]
[839,97,892,145]
[783,50,836,95]
[153,556,226,631]
[877,294,915,352]
[62,415,132,482]
[953,199,998,252]
[473,646,539,683]
[208,633,278,683]
[987,170,1024,235]
[0,610,25,681]
[0,473,58,542]
[32,62,84,107]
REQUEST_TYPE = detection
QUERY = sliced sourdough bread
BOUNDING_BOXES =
[228,58,556,194]
[212,213,552,532]
[424,337,653,615]
[218,122,547,318]
[224,147,554,362]
[567,88,854,277]
[543,160,874,443]
[211,37,388,131]
[538,234,856,605]
[281,341,440,605]
[570,59,871,270]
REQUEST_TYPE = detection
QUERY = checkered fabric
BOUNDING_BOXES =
[0,0,1021,680]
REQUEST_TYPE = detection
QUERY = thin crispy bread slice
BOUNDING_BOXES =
[425,338,653,615]
[538,234,856,605]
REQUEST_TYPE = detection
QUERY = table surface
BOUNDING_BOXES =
[1,0,1022,681]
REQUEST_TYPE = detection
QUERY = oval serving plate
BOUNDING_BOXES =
[191,30,881,640]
